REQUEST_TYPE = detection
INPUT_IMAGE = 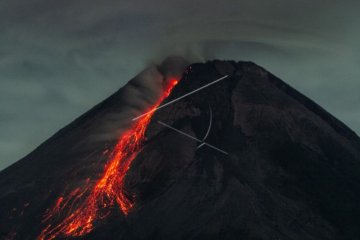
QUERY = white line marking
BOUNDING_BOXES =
[132,75,229,121]
[157,121,228,155]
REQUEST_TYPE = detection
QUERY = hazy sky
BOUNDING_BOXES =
[0,0,359,170]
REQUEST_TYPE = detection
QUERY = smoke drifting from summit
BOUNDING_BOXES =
[88,56,188,142]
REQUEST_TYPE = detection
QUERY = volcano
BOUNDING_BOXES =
[1,59,360,240]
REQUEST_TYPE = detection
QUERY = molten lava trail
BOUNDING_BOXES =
[39,79,179,240]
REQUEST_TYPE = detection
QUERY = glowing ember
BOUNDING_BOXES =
[38,78,178,240]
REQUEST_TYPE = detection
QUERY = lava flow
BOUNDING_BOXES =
[38,78,179,240]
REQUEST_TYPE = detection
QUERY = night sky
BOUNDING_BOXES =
[0,0,359,170]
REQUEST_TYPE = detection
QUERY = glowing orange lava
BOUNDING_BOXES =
[38,78,178,240]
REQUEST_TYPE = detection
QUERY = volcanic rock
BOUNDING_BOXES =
[1,60,360,240]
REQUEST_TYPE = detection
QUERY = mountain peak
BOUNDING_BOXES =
[1,60,360,240]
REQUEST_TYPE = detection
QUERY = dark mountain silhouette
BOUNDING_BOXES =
[1,60,360,240]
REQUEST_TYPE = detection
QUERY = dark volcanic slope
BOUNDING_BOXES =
[1,60,360,240]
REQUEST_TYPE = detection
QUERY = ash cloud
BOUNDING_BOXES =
[0,0,360,169]
[125,56,188,118]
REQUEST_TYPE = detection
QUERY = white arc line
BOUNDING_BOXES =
[157,121,228,155]
[197,105,212,149]
[197,142,206,148]
[132,75,229,121]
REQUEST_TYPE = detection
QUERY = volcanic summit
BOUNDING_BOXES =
[1,59,360,240]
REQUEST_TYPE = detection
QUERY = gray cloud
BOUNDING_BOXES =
[0,0,359,170]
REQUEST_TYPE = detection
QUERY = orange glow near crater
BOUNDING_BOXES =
[38,78,179,240]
